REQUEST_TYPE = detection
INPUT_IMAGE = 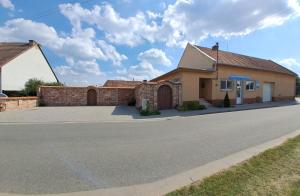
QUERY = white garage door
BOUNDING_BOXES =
[263,83,272,102]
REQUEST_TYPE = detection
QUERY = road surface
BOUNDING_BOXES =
[0,105,300,194]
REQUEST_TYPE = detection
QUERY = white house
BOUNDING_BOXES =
[0,40,58,95]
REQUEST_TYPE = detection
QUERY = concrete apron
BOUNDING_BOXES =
[1,129,300,196]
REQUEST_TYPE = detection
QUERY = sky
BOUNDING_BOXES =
[0,0,300,86]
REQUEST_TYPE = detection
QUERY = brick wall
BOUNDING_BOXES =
[39,86,135,106]
[0,97,37,112]
[135,81,182,111]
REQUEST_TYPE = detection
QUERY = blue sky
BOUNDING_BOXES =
[0,0,300,85]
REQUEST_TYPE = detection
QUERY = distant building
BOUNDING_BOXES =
[0,40,58,95]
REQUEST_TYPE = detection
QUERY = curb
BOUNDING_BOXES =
[1,129,300,196]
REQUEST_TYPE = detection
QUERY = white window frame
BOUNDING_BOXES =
[245,81,255,91]
[220,80,233,91]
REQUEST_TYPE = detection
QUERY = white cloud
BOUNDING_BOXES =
[279,58,300,68]
[97,40,128,66]
[278,58,300,75]
[138,48,171,66]
[159,0,300,46]
[0,0,14,10]
[288,0,300,16]
[58,1,300,48]
[115,48,168,81]
[116,61,163,81]
[59,3,159,47]
[0,18,127,85]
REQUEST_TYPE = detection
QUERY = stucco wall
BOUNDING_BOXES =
[211,65,296,103]
[39,86,135,106]
[2,46,57,91]
[178,43,215,70]
[181,71,216,101]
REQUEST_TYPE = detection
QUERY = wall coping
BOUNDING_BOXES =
[39,86,136,89]
[0,96,38,101]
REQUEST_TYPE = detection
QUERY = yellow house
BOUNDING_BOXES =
[152,43,297,106]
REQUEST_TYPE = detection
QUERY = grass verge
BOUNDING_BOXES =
[167,135,300,196]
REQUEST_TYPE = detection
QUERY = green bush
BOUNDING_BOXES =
[224,92,231,108]
[178,101,206,111]
[140,110,161,116]
[23,78,62,96]
[23,79,44,96]
[140,101,160,116]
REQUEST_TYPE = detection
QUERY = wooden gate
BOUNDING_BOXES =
[158,85,172,110]
[87,89,97,106]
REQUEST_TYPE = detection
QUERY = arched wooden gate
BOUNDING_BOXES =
[87,89,97,106]
[157,85,172,110]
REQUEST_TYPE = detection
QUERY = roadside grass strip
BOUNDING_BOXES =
[167,135,300,196]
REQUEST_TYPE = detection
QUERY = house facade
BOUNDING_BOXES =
[38,43,297,110]
[151,43,297,106]
[0,40,58,95]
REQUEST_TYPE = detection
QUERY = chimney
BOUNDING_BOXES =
[28,40,37,46]
[212,42,219,51]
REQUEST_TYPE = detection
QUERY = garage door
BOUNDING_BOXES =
[263,83,272,102]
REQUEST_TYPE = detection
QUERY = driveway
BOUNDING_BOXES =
[0,104,300,194]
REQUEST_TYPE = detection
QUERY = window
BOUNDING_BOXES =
[220,80,233,91]
[246,81,255,91]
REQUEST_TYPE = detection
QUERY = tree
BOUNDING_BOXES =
[224,92,231,107]
[23,78,62,96]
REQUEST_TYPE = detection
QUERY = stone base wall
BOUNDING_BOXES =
[39,86,135,106]
[0,97,38,112]
[135,81,182,111]
[208,96,295,106]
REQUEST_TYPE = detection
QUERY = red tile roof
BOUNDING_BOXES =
[0,42,34,67]
[103,80,142,88]
[196,46,297,76]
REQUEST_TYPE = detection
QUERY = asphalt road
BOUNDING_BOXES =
[1,105,300,194]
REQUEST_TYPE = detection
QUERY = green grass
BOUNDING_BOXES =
[167,135,300,196]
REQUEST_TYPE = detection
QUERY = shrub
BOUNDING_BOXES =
[178,101,206,111]
[224,92,231,108]
[128,97,136,106]
[140,101,160,116]
[23,78,44,96]
[140,110,161,116]
[23,78,63,96]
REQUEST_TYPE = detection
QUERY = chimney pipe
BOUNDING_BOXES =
[212,42,219,51]
[28,40,37,46]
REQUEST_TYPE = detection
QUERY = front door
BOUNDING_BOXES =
[236,80,243,104]
[263,83,272,102]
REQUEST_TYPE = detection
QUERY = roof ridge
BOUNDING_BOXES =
[195,45,270,62]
